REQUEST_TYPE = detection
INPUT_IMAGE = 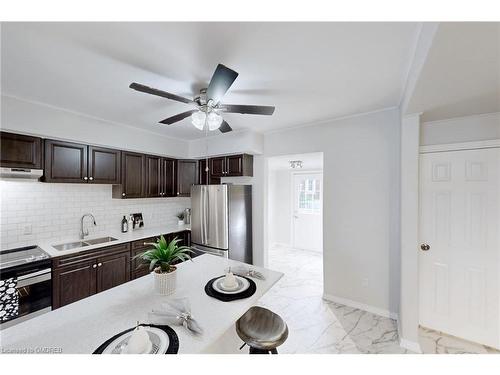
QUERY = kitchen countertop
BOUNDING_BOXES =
[0,254,283,354]
[39,224,191,258]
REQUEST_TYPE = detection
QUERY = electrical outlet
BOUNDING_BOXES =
[23,224,32,235]
[361,278,369,288]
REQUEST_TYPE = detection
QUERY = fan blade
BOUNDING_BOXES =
[159,110,197,125]
[206,64,239,105]
[130,82,194,104]
[219,120,232,133]
[219,104,275,115]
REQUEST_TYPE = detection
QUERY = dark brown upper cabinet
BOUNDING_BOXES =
[161,158,177,197]
[145,155,161,197]
[0,131,42,169]
[113,152,145,198]
[44,140,121,184]
[209,156,226,178]
[177,160,198,197]
[88,146,121,184]
[207,154,253,179]
[198,159,221,185]
[44,140,88,183]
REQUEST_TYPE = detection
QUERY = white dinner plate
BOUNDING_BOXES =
[212,275,250,295]
[101,326,169,354]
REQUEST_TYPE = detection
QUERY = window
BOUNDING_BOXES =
[297,177,321,212]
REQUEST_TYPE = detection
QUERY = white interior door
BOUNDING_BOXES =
[292,172,323,252]
[419,147,499,349]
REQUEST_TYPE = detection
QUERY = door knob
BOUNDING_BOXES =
[89,177,94,181]
[92,264,97,268]
[420,243,430,251]
[98,262,102,267]
[83,176,88,181]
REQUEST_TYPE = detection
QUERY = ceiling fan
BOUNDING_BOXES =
[129,64,275,134]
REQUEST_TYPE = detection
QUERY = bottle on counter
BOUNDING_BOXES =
[121,215,128,233]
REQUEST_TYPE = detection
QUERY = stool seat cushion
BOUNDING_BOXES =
[236,306,289,350]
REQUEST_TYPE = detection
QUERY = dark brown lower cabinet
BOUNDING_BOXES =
[52,259,97,309]
[97,251,130,293]
[52,233,191,307]
[52,243,130,309]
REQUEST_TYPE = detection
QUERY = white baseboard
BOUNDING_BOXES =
[323,293,399,320]
[399,338,422,353]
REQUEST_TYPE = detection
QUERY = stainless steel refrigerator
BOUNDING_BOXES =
[190,184,252,264]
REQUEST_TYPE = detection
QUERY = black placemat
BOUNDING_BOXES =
[205,275,256,302]
[93,324,179,354]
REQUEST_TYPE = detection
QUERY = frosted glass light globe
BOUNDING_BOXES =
[191,111,206,130]
[207,112,223,131]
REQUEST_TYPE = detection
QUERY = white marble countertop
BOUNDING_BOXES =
[0,254,283,354]
[39,224,191,258]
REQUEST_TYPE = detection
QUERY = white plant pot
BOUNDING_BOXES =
[154,268,177,295]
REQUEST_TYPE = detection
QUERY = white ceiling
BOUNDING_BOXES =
[1,22,419,140]
[268,152,323,171]
[407,22,500,122]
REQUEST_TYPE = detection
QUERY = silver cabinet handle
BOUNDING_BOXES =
[92,264,97,268]
[420,244,430,251]
[89,177,94,181]
[122,193,126,197]
[98,262,102,267]
[83,176,88,180]
[143,242,148,246]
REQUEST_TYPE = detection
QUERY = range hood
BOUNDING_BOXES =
[0,167,43,180]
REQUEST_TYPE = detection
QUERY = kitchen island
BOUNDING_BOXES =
[0,254,283,354]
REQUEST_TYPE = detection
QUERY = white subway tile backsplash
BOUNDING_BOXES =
[0,181,190,250]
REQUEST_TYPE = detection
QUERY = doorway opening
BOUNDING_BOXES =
[266,152,324,285]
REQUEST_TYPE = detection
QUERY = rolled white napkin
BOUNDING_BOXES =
[148,298,203,335]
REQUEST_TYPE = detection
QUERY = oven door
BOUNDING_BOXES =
[1,260,52,329]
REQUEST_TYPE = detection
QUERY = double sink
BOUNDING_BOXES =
[53,236,118,251]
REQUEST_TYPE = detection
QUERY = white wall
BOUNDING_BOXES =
[1,95,190,158]
[399,114,421,351]
[255,108,402,316]
[420,112,500,145]
[189,130,263,158]
[0,180,190,250]
[268,169,292,247]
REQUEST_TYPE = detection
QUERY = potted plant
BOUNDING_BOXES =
[134,235,193,295]
[176,212,185,226]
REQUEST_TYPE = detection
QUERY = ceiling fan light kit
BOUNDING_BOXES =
[129,63,276,134]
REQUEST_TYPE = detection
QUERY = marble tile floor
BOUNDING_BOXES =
[258,245,500,354]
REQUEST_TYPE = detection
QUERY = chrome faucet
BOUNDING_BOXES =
[80,213,97,239]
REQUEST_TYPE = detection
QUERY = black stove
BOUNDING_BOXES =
[0,245,51,270]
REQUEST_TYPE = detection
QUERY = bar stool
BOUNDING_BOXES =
[236,306,288,354]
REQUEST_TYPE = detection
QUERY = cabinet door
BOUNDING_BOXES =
[52,260,97,309]
[226,154,253,177]
[0,132,42,169]
[209,157,226,178]
[161,158,177,197]
[198,159,220,185]
[88,146,121,184]
[225,155,243,176]
[44,140,88,183]
[96,251,130,293]
[120,152,145,198]
[145,155,161,197]
[177,160,198,197]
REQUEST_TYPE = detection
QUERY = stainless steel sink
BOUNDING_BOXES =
[53,236,118,251]
[53,241,90,251]
[84,236,118,245]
